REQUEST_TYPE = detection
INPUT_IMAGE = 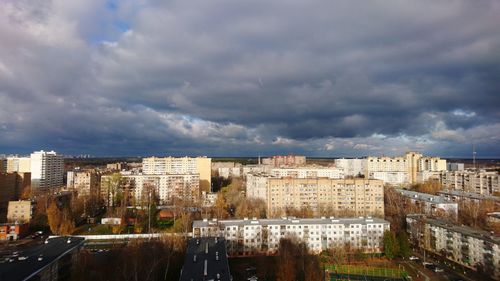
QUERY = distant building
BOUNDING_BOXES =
[438,189,500,208]
[369,171,408,186]
[101,173,200,206]
[101,217,121,225]
[30,150,64,192]
[67,170,101,197]
[201,191,218,207]
[7,200,33,223]
[0,172,30,221]
[217,167,242,179]
[270,167,344,179]
[0,222,29,240]
[106,162,127,171]
[396,189,458,217]
[245,173,270,201]
[142,156,211,191]
[5,156,31,173]
[193,217,390,255]
[407,214,500,279]
[439,170,499,195]
[262,155,306,167]
[447,162,465,171]
[334,158,366,177]
[0,158,6,172]
[266,178,384,217]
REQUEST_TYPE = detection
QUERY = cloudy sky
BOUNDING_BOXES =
[0,0,499,157]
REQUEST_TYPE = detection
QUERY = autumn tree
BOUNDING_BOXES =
[383,230,398,259]
[47,200,75,235]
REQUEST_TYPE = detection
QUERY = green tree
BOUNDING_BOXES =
[383,230,398,259]
[398,231,411,258]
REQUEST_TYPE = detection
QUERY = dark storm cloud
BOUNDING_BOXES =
[0,0,499,157]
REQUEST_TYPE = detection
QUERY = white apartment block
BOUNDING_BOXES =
[241,165,272,179]
[30,150,64,191]
[439,171,499,195]
[218,167,242,179]
[270,167,344,179]
[266,178,384,217]
[334,158,366,177]
[245,173,269,201]
[396,189,458,217]
[407,215,500,278]
[193,217,390,255]
[101,173,200,205]
[142,156,211,191]
[67,170,101,197]
[261,155,306,167]
[369,171,408,186]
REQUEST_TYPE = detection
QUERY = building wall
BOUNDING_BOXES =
[142,156,211,192]
[266,178,384,217]
[270,167,344,179]
[245,173,269,201]
[369,171,408,186]
[30,150,64,191]
[7,201,32,223]
[67,170,101,197]
[262,155,306,167]
[334,158,366,177]
[6,157,31,173]
[439,171,499,195]
[193,217,390,255]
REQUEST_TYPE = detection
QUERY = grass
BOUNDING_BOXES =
[326,264,408,278]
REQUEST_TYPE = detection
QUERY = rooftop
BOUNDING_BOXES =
[396,189,455,205]
[438,189,500,203]
[193,217,389,228]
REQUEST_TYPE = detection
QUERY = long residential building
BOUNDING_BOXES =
[439,170,499,195]
[396,189,458,217]
[261,155,306,167]
[142,156,211,191]
[265,178,384,217]
[270,167,344,179]
[193,217,390,255]
[30,150,64,191]
[407,214,500,279]
[101,173,200,206]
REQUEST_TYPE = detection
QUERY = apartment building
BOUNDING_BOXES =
[7,200,33,223]
[334,158,366,177]
[270,167,344,179]
[407,214,500,278]
[245,173,269,201]
[241,165,272,179]
[67,170,101,197]
[0,172,30,221]
[101,173,200,206]
[439,171,499,195]
[438,190,500,208]
[396,189,458,217]
[5,156,31,173]
[192,217,390,255]
[30,150,64,191]
[369,171,408,186]
[266,178,384,217]
[142,156,211,191]
[262,155,306,167]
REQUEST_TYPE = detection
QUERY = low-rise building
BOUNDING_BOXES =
[7,200,33,223]
[396,189,458,217]
[193,217,390,255]
[407,214,500,279]
[0,222,29,240]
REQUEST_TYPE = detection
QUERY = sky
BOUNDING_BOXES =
[0,0,499,158]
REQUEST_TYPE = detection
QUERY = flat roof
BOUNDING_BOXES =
[179,237,231,281]
[396,189,455,205]
[193,217,389,228]
[438,190,500,203]
[0,236,84,281]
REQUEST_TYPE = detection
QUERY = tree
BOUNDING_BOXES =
[47,201,62,234]
[276,239,297,281]
[397,231,411,258]
[383,230,398,259]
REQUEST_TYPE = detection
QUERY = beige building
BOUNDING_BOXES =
[67,170,101,197]
[142,156,211,192]
[266,178,384,217]
[365,152,446,184]
[439,171,499,195]
[7,200,32,223]
[6,157,31,173]
[0,172,30,221]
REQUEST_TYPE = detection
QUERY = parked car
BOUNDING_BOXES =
[409,256,420,261]
[434,267,444,273]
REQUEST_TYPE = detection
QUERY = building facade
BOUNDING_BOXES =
[193,217,390,255]
[270,167,344,179]
[261,155,306,167]
[67,170,101,197]
[334,158,366,177]
[30,150,64,191]
[407,215,500,278]
[142,156,211,191]
[5,156,31,173]
[396,189,458,217]
[7,200,33,223]
[439,171,499,195]
[266,178,384,217]
[369,171,408,186]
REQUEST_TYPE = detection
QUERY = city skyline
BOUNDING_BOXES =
[1,1,499,157]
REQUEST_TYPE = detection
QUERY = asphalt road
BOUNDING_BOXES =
[0,236,84,281]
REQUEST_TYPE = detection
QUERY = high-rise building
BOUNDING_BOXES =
[30,150,64,191]
[142,156,211,192]
[439,170,499,195]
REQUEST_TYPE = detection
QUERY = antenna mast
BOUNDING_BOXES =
[472,143,476,170]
